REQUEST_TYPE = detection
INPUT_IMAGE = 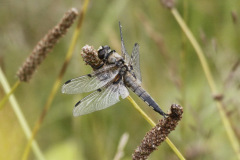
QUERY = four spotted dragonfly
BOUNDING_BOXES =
[62,22,167,117]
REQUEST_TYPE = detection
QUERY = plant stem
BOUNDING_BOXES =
[0,67,45,160]
[170,8,240,159]
[0,80,20,109]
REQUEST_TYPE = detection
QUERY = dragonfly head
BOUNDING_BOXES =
[98,45,111,60]
[98,45,123,65]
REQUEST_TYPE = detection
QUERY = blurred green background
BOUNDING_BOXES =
[0,0,240,159]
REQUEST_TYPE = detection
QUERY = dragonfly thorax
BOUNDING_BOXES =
[119,65,128,76]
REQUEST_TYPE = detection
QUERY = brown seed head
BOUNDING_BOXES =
[231,11,238,24]
[81,45,104,70]
[132,104,183,160]
[160,0,175,9]
[17,8,78,82]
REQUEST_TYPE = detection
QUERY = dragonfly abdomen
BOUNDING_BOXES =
[124,73,166,116]
[134,86,166,116]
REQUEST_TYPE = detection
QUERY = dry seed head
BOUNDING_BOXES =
[81,45,103,69]
[132,104,183,160]
[231,11,238,24]
[17,8,78,82]
[213,94,224,101]
[160,0,175,9]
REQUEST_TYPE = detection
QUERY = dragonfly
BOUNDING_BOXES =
[62,22,167,117]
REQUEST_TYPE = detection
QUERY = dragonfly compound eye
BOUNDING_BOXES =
[98,45,111,60]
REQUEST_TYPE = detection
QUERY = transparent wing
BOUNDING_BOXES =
[119,22,130,63]
[73,80,129,116]
[62,64,119,94]
[130,43,142,83]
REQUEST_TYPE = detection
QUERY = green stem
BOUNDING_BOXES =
[0,67,45,160]
[0,80,20,109]
[170,8,240,159]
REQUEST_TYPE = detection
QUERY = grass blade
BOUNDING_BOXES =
[170,8,240,159]
[0,67,45,160]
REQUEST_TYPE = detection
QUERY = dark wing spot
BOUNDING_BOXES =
[97,88,102,92]
[64,80,71,84]
[87,74,92,77]
[75,101,81,107]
